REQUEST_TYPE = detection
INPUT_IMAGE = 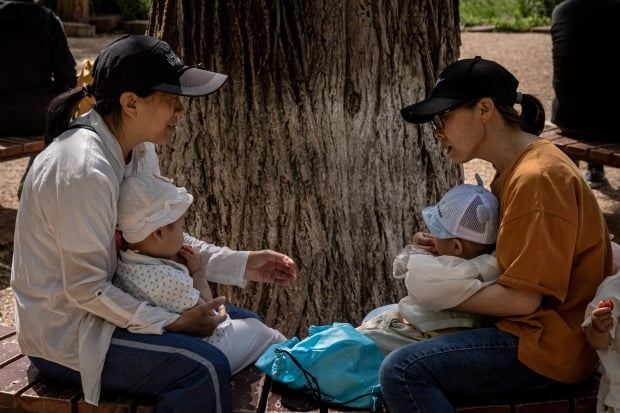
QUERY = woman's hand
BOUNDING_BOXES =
[412,232,438,255]
[164,296,227,336]
[245,250,297,285]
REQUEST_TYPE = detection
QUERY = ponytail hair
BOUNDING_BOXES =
[44,87,87,145]
[518,94,545,135]
[493,94,546,136]
[44,86,155,146]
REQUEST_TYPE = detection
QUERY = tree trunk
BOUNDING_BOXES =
[55,0,89,23]
[149,0,462,337]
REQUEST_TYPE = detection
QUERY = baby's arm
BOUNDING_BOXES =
[584,300,614,350]
[179,245,214,302]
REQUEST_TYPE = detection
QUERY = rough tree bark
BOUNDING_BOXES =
[149,0,462,337]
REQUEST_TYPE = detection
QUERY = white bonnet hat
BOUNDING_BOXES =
[118,174,193,243]
[422,174,499,245]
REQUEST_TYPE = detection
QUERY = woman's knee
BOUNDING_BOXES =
[380,345,415,385]
[105,330,232,394]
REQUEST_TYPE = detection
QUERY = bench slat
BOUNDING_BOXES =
[574,396,598,413]
[19,379,83,413]
[77,395,135,413]
[0,356,37,409]
[0,136,44,162]
[0,335,22,367]
[514,400,569,412]
[0,326,16,340]
[541,126,620,169]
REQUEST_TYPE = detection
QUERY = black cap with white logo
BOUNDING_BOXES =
[401,56,520,123]
[91,34,227,98]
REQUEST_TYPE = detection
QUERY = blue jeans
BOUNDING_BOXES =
[225,303,262,321]
[30,304,260,413]
[379,327,559,413]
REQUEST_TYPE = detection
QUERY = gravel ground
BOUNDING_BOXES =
[2,31,619,327]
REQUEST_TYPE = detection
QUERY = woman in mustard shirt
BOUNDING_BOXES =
[379,56,613,412]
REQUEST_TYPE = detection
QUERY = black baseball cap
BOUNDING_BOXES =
[91,35,228,98]
[401,56,519,123]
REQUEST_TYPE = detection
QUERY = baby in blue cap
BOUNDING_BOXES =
[358,174,500,355]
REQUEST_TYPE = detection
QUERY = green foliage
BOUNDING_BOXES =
[89,0,151,20]
[116,0,151,20]
[460,0,562,31]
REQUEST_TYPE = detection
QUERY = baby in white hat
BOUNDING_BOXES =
[358,174,500,354]
[114,174,286,374]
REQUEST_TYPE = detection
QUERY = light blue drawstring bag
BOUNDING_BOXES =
[255,322,384,411]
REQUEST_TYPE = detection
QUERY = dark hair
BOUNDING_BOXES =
[461,94,545,136]
[44,87,154,145]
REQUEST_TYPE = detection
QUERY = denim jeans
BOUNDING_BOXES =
[225,303,263,321]
[379,327,559,413]
[30,304,261,413]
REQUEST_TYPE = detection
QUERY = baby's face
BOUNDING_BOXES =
[160,214,186,257]
[433,237,460,257]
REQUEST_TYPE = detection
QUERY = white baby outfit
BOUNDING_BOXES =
[582,272,620,413]
[396,246,499,330]
[358,245,499,355]
[115,249,285,374]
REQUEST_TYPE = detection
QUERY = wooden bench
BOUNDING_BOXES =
[541,124,620,168]
[0,136,44,163]
[0,324,599,413]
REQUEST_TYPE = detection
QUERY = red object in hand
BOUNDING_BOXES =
[598,300,614,310]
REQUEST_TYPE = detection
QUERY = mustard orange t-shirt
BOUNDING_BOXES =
[491,139,613,384]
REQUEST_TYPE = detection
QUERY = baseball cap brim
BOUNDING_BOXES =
[151,67,228,97]
[422,206,454,239]
[401,97,465,124]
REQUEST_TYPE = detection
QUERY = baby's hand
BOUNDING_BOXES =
[412,232,438,255]
[591,300,615,335]
[178,245,203,275]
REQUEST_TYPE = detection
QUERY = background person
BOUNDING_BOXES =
[0,0,78,199]
[550,0,620,188]
[0,0,76,136]
[11,35,296,413]
[379,56,613,413]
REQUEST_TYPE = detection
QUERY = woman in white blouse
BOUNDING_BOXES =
[11,35,296,413]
